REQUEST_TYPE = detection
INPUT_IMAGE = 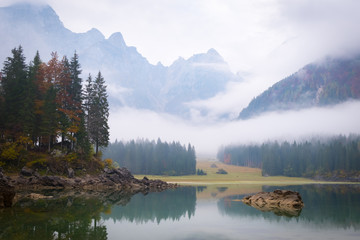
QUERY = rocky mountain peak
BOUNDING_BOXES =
[108,32,127,50]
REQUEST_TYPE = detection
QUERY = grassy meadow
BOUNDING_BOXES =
[135,160,320,186]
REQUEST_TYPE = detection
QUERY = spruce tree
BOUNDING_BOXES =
[41,85,57,152]
[69,52,82,108]
[1,46,28,139]
[84,74,93,136]
[28,51,42,143]
[85,72,109,156]
[0,71,4,138]
[70,52,90,156]
[57,56,72,149]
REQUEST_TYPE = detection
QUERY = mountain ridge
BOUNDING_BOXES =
[238,55,360,119]
[0,3,237,118]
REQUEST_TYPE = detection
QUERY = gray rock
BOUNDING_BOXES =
[242,190,304,217]
[67,168,74,178]
[20,166,34,177]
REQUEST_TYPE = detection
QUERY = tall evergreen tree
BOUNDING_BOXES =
[27,51,42,143]
[69,52,82,108]
[0,71,4,138]
[57,56,74,149]
[41,85,57,152]
[69,52,87,152]
[41,52,63,152]
[86,72,109,155]
[1,46,28,139]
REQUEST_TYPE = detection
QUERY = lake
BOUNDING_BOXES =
[1,184,359,239]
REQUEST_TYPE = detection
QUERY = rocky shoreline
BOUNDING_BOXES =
[0,167,178,208]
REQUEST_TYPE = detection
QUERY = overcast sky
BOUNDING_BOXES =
[3,0,360,111]
[2,0,360,156]
[2,0,360,73]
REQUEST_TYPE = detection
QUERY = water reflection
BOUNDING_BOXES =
[0,195,108,239]
[0,187,197,239]
[218,184,360,230]
[1,184,359,240]
[102,187,196,224]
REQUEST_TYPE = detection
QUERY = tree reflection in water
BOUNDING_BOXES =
[0,187,197,239]
[102,187,196,224]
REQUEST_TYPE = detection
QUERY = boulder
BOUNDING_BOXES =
[242,190,304,217]
[67,168,74,178]
[39,176,66,187]
[20,166,34,177]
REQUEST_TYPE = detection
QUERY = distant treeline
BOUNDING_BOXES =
[103,139,196,176]
[217,135,360,178]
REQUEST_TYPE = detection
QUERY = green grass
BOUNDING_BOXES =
[134,161,331,186]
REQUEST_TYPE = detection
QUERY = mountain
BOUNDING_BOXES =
[238,55,360,119]
[0,3,237,117]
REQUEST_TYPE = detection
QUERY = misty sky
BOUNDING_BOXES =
[1,0,360,156]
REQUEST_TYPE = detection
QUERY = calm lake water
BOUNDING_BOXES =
[1,184,359,240]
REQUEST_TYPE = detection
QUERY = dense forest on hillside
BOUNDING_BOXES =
[103,139,196,176]
[217,135,360,180]
[0,46,109,173]
[239,55,360,119]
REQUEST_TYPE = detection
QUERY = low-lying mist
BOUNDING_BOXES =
[109,100,360,158]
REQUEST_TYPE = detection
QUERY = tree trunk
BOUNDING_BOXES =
[48,136,51,153]
[95,139,99,156]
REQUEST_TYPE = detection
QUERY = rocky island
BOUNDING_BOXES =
[242,190,304,217]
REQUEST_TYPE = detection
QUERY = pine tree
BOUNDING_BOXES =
[69,52,83,150]
[69,52,82,108]
[84,74,93,139]
[86,71,109,156]
[69,52,90,155]
[42,52,63,152]
[41,85,57,152]
[28,51,42,144]
[57,56,72,149]
[1,46,28,139]
[0,71,5,138]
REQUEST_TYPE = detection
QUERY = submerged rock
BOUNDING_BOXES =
[242,190,304,217]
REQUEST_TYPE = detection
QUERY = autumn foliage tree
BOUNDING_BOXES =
[0,46,109,170]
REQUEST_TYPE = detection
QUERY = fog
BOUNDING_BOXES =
[109,100,360,158]
[1,0,360,158]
